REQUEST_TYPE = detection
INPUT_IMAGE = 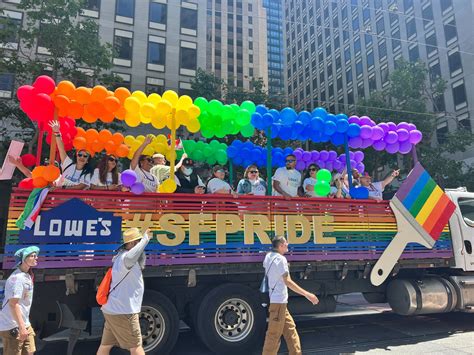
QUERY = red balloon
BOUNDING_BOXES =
[33,75,56,95]
[20,154,36,167]
[18,178,34,189]
[17,85,34,101]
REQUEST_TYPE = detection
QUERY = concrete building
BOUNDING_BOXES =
[284,0,474,164]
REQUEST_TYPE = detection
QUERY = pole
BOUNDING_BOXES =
[266,126,272,196]
[36,129,44,166]
[229,159,234,186]
[344,134,353,189]
[49,110,57,165]
[169,111,176,183]
[411,145,419,166]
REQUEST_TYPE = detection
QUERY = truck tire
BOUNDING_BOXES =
[140,291,179,355]
[196,283,266,354]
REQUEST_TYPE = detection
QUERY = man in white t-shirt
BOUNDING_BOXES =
[0,246,39,355]
[262,236,318,355]
[272,154,302,197]
[359,169,399,201]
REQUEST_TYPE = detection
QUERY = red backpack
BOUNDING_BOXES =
[96,268,131,305]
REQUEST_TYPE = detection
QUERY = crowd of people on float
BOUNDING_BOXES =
[9,126,400,200]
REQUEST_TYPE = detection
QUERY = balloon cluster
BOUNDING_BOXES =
[227,140,293,168]
[194,98,256,138]
[182,140,228,165]
[251,106,357,144]
[17,76,56,126]
[347,116,422,154]
[124,134,178,161]
[314,169,332,197]
[30,164,61,188]
[73,128,129,157]
[52,82,129,123]
[293,148,365,173]
[45,117,78,151]
[120,170,145,195]
[124,91,201,132]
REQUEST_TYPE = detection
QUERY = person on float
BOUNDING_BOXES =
[272,154,301,197]
[302,164,319,197]
[342,167,361,195]
[206,165,236,195]
[50,120,93,190]
[236,164,266,196]
[129,135,158,193]
[150,152,187,185]
[174,158,205,194]
[90,154,122,191]
[359,169,400,201]
[5,156,32,179]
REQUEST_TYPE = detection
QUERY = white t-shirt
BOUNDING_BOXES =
[133,166,158,193]
[272,167,301,197]
[61,156,91,187]
[250,179,266,195]
[263,252,289,304]
[91,169,121,188]
[0,269,34,331]
[303,177,317,197]
[367,181,384,200]
[207,177,232,194]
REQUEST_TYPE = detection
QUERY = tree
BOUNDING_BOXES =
[355,59,474,189]
[189,68,224,101]
[0,0,121,157]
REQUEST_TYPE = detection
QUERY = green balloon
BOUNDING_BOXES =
[316,169,332,182]
[182,140,196,153]
[206,155,217,165]
[230,103,240,112]
[222,105,234,121]
[193,150,204,161]
[208,99,223,116]
[215,126,227,138]
[236,109,251,126]
[219,143,227,151]
[241,100,256,113]
[240,124,255,138]
[209,140,220,149]
[216,149,228,164]
[229,120,240,135]
[314,181,331,197]
[194,97,209,112]
[203,146,213,157]
[201,127,214,138]
[199,111,212,126]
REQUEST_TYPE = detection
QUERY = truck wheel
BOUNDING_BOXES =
[196,283,266,354]
[140,291,179,355]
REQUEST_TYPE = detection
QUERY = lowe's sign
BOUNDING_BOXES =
[19,198,122,243]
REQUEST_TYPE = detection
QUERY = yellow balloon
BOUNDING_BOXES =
[156,134,168,144]
[124,97,140,112]
[140,113,152,124]
[141,103,156,118]
[177,95,193,110]
[143,146,154,156]
[161,178,177,193]
[125,113,140,127]
[148,93,161,105]
[187,119,201,133]
[131,141,141,151]
[156,99,172,117]
[162,90,179,106]
[124,135,135,146]
[158,184,164,193]
[127,151,134,160]
[166,150,177,162]
[188,105,201,120]
[155,143,167,152]
[131,90,147,104]
[136,135,145,142]
[151,116,166,130]
[175,109,190,125]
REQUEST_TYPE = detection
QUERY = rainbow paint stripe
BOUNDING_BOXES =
[395,163,456,240]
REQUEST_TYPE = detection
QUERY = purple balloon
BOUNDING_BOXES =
[360,125,373,139]
[130,182,145,195]
[378,123,389,133]
[397,122,410,130]
[399,141,412,154]
[121,169,137,187]
[387,122,397,131]
[359,116,372,126]
[326,161,334,171]
[354,151,364,163]
[407,123,417,131]
[302,151,312,162]
[371,126,385,141]
[361,138,373,149]
[294,150,303,160]
[349,137,362,148]
[311,150,320,161]
[356,162,365,173]
[348,115,360,124]
[296,160,306,171]
[334,160,343,171]
[328,150,337,161]
[409,130,423,144]
[319,150,329,161]
[386,142,400,154]
[349,151,355,160]
[385,131,399,144]
[397,128,410,142]
[317,160,325,169]
[350,159,357,168]
[373,140,386,151]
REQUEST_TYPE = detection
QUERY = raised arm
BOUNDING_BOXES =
[123,231,151,269]
[174,152,188,171]
[49,120,67,163]
[130,135,153,170]
[381,169,400,189]
[8,156,32,178]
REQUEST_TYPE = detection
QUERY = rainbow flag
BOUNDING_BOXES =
[394,162,456,241]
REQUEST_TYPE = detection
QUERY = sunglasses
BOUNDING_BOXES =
[77,153,89,158]
[108,157,117,162]
[309,168,317,171]
[286,159,296,163]
[249,170,259,173]
[142,157,153,163]
[216,169,225,173]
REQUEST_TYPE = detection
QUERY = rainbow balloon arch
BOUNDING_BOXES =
[16,75,423,195]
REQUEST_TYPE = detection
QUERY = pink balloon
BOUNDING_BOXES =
[407,123,417,131]
[354,151,364,163]
[130,182,145,195]
[293,150,303,160]
[302,151,312,162]
[371,126,385,141]
[409,130,422,144]
[311,151,319,161]
[378,123,389,133]
[361,138,373,149]
[326,161,334,171]
[387,122,397,131]
[397,122,410,131]
[33,75,56,94]
[334,160,342,171]
[328,150,337,161]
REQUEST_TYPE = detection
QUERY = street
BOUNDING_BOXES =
[24,294,474,354]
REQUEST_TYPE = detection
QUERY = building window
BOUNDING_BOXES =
[406,18,416,38]
[82,0,100,17]
[436,124,448,145]
[354,37,361,55]
[376,17,384,34]
[429,60,441,82]
[357,83,364,99]
[440,0,452,13]
[347,90,354,105]
[181,7,197,35]
[344,46,351,63]
[422,4,434,28]
[408,45,419,62]
[452,80,467,110]
[147,37,165,70]
[113,30,133,66]
[367,50,374,69]
[180,42,197,74]
[403,0,413,12]
[146,77,164,95]
[0,10,22,49]
[448,49,462,77]
[111,72,131,90]
[381,64,389,86]
[346,68,352,84]
[116,0,135,23]
[352,17,359,31]
[0,73,14,98]
[368,74,376,91]
[392,29,401,51]
[458,113,471,132]
[444,17,457,45]
[433,94,446,112]
[378,40,387,60]
[149,2,167,27]
[425,31,437,57]
[356,59,363,77]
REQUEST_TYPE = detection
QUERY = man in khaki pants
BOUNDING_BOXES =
[262,236,318,355]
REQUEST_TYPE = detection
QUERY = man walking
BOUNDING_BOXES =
[0,246,39,355]
[262,236,318,355]
[97,228,150,355]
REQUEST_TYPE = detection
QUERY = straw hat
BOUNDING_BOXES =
[122,228,142,245]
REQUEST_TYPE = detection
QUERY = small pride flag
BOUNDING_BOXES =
[370,163,457,286]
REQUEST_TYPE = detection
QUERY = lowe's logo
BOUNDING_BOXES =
[19,198,122,243]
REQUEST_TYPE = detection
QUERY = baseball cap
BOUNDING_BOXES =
[183,158,194,166]
[152,153,164,159]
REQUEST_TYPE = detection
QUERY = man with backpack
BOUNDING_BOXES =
[262,236,318,355]
[97,228,150,355]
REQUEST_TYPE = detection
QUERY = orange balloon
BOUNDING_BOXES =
[74,87,91,104]
[87,101,104,117]
[73,136,87,150]
[106,90,114,97]
[115,144,129,158]
[99,129,112,143]
[91,139,104,152]
[111,132,124,145]
[31,166,45,179]
[43,165,60,182]
[76,127,86,138]
[104,140,116,154]
[114,107,126,120]
[82,106,97,123]
[101,111,115,123]
[32,176,48,188]
[69,100,84,119]
[85,129,99,142]
[114,87,131,103]
[91,85,108,102]
[104,96,120,112]
[53,95,70,110]
[57,81,76,97]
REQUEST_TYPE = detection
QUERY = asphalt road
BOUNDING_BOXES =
[6,294,474,354]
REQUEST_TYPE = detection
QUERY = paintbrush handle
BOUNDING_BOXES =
[370,232,408,287]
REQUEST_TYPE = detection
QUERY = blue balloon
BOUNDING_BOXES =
[262,113,274,128]
[350,186,369,199]
[331,132,345,146]
[251,113,263,129]
[298,111,312,125]
[335,113,348,121]
[325,114,337,123]
[312,107,327,119]
[310,117,325,131]
[320,134,331,142]
[256,104,268,115]
[347,123,361,137]
[336,119,349,133]
[243,141,253,150]
[310,130,322,142]
[293,120,305,133]
[227,146,238,158]
[269,109,281,121]
[279,126,293,140]
[233,155,243,165]
[283,147,293,155]
[280,107,297,125]
[232,140,243,148]
[324,121,337,136]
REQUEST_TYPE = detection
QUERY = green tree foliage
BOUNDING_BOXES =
[355,59,474,189]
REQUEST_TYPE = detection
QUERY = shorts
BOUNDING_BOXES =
[100,313,142,350]
[0,326,36,355]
